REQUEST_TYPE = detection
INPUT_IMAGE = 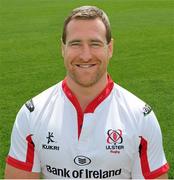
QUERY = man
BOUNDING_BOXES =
[5,6,169,179]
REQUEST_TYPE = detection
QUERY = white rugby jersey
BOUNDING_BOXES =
[6,76,169,179]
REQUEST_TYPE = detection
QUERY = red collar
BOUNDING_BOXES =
[62,75,114,138]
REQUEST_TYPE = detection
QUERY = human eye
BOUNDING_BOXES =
[90,41,104,48]
[69,41,81,47]
[91,42,101,47]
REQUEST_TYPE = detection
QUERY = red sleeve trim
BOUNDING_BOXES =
[6,134,35,172]
[6,155,33,171]
[144,163,169,179]
[139,136,170,179]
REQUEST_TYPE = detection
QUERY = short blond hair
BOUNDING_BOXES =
[62,6,112,44]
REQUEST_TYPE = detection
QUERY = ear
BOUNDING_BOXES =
[108,38,114,59]
[61,39,65,58]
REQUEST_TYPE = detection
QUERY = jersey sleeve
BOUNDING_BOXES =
[132,109,169,179]
[6,104,41,172]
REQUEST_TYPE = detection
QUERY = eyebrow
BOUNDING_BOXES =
[68,39,106,44]
[68,40,81,45]
[90,39,104,43]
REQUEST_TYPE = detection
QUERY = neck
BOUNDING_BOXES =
[66,73,108,112]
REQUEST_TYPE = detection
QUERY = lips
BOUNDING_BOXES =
[76,64,96,68]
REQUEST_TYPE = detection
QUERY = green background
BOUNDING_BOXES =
[0,0,173,178]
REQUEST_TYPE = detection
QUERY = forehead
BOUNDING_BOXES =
[66,18,107,42]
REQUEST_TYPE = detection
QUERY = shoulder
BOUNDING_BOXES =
[14,81,63,132]
[24,81,63,114]
[10,81,64,148]
[112,83,152,118]
[111,83,161,138]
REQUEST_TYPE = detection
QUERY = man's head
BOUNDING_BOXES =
[62,6,112,45]
[61,6,113,88]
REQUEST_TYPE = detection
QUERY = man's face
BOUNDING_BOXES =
[62,18,113,87]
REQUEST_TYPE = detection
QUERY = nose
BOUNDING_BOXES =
[79,44,92,62]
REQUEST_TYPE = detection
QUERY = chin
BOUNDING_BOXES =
[75,77,100,87]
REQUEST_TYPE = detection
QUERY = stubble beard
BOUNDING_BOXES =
[67,69,106,88]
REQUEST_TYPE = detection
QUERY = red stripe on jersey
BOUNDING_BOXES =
[26,134,35,167]
[139,136,169,179]
[84,75,114,113]
[62,79,83,139]
[6,134,35,172]
[62,74,114,139]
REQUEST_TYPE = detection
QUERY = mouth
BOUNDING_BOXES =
[75,64,96,68]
